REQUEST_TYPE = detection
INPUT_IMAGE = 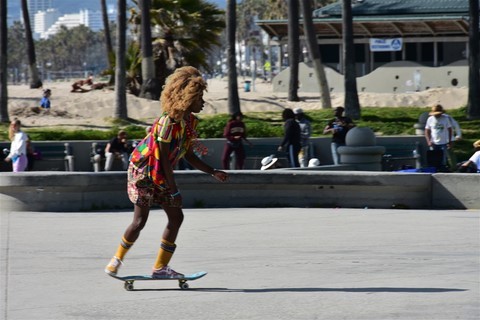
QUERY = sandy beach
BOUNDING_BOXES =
[6,77,468,130]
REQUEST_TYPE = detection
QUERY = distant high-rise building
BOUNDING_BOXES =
[34,8,60,39]
[26,0,53,24]
[39,9,116,39]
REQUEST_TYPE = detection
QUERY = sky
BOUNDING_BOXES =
[7,0,226,24]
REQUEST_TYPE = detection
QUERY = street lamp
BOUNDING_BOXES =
[45,62,52,82]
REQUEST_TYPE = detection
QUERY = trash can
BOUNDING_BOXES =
[244,81,251,92]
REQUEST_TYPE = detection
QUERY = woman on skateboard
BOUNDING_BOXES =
[105,66,228,279]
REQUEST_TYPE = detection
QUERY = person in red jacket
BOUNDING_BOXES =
[221,112,252,169]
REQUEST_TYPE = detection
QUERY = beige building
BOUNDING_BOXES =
[257,0,474,93]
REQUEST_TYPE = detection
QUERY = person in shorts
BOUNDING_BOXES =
[105,67,228,279]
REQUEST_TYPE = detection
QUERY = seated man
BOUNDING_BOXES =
[71,76,93,92]
[459,140,480,173]
[104,130,130,171]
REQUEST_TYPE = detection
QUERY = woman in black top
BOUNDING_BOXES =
[278,108,301,168]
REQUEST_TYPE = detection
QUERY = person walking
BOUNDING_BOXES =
[442,110,462,169]
[278,108,301,168]
[4,119,29,172]
[105,66,228,279]
[221,112,252,170]
[323,107,355,165]
[294,108,311,167]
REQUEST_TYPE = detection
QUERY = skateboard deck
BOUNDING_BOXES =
[109,271,207,291]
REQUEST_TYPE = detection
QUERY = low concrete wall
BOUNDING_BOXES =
[273,61,469,93]
[1,170,478,212]
[0,136,427,172]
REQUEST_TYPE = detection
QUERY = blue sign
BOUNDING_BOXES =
[370,38,403,52]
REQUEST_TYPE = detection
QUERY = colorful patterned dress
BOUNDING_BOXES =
[127,113,199,207]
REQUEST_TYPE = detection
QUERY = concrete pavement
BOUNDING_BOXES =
[1,208,479,320]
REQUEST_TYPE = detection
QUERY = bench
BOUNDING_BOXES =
[381,142,422,171]
[243,144,289,169]
[0,143,75,171]
[34,143,75,171]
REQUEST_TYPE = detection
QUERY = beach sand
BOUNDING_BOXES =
[6,77,468,130]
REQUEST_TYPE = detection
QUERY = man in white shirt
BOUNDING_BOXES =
[425,104,453,169]
[459,140,480,173]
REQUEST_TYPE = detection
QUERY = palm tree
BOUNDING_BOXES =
[287,0,300,102]
[342,0,360,119]
[100,0,114,85]
[0,0,8,123]
[139,0,160,100]
[264,0,289,19]
[20,0,42,89]
[129,0,224,93]
[467,0,480,119]
[300,0,332,109]
[115,0,128,119]
[227,0,241,115]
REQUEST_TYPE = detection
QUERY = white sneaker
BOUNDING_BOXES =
[105,256,123,275]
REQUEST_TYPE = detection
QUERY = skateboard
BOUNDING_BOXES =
[109,271,207,291]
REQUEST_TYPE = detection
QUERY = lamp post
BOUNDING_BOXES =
[45,62,52,82]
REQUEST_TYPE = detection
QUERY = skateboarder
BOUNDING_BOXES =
[105,67,228,279]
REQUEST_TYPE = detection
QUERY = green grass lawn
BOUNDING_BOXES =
[1,106,479,162]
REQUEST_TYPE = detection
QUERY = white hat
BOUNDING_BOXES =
[293,107,304,114]
[308,158,320,167]
[261,155,279,170]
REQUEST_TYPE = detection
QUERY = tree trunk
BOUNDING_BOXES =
[227,0,241,115]
[115,0,128,119]
[287,0,300,102]
[467,0,480,119]
[21,0,42,89]
[0,0,9,122]
[300,0,331,109]
[100,0,115,85]
[139,0,160,100]
[342,0,361,120]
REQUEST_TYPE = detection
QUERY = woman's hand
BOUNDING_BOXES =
[212,170,228,182]
[170,192,183,207]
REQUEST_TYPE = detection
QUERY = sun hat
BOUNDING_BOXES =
[308,158,320,167]
[260,155,279,170]
[429,104,445,116]
[293,107,304,115]
[473,140,480,148]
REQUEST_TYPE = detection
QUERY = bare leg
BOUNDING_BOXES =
[123,204,150,242]
[161,205,184,243]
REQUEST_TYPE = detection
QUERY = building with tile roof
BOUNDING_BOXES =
[256,0,476,93]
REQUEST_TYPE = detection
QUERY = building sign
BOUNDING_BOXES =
[369,38,403,52]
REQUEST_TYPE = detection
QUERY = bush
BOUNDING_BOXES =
[1,107,479,162]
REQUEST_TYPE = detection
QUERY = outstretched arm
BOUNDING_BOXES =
[184,147,228,182]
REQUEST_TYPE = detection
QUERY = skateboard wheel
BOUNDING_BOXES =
[179,281,189,290]
[124,282,134,291]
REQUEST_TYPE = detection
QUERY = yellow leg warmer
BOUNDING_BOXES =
[153,239,176,270]
[114,236,135,261]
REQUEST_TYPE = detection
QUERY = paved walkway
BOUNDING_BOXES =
[1,208,479,320]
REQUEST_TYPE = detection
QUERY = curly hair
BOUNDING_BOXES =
[160,66,207,121]
[9,119,21,141]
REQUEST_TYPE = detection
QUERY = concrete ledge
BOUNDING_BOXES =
[0,172,130,212]
[2,170,476,212]
[431,173,480,209]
